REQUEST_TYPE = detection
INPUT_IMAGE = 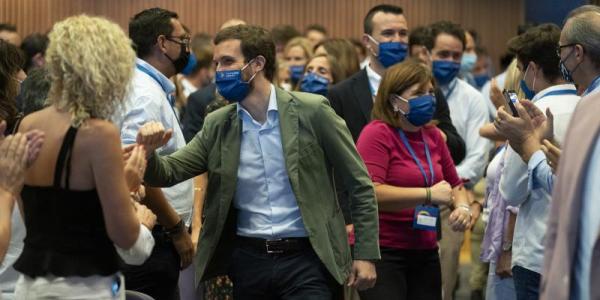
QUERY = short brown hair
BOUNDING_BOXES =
[372,59,435,128]
[508,23,561,81]
[214,25,276,81]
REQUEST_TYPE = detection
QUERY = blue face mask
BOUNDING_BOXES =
[393,94,437,126]
[460,53,477,73]
[473,74,490,89]
[181,52,197,76]
[432,60,461,85]
[369,35,408,68]
[215,60,257,102]
[289,65,305,84]
[299,72,330,96]
[520,64,536,99]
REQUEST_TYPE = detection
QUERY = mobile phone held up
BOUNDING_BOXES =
[502,89,519,117]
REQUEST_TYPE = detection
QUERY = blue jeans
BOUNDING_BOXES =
[512,265,541,300]
[485,261,517,300]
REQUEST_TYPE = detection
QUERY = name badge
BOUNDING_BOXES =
[413,205,439,231]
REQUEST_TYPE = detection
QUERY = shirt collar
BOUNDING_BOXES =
[366,64,382,96]
[135,58,175,95]
[531,83,577,102]
[237,84,278,126]
[439,78,458,95]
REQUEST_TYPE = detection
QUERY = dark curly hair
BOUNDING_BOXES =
[0,39,25,131]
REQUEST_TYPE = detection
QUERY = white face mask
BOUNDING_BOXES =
[280,82,292,91]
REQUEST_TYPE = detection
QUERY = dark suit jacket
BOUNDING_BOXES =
[327,69,466,223]
[182,83,216,142]
[145,88,380,285]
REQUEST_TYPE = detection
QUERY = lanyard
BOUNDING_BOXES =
[443,80,458,100]
[398,129,435,187]
[135,64,183,129]
[136,64,176,106]
[535,89,578,102]
[583,75,600,96]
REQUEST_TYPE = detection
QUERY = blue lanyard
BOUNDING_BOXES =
[583,75,600,96]
[535,88,577,102]
[398,129,435,187]
[443,80,457,100]
[135,64,176,106]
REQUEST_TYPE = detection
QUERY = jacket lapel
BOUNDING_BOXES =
[276,88,300,198]
[352,69,374,123]
[220,108,242,208]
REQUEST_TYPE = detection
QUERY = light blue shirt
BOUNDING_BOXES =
[572,78,600,300]
[235,84,307,239]
[500,84,579,274]
[113,58,194,226]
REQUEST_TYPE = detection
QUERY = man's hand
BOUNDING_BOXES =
[494,102,547,161]
[541,139,561,174]
[347,260,377,291]
[489,78,505,109]
[172,230,194,269]
[136,122,173,155]
[496,250,513,278]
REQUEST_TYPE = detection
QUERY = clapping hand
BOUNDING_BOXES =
[541,139,561,174]
[0,131,28,196]
[124,145,147,192]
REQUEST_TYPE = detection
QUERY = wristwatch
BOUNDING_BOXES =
[502,241,512,252]
[165,219,185,238]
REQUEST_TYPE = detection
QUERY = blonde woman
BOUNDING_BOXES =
[283,37,313,86]
[14,15,156,299]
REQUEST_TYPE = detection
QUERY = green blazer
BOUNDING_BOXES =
[144,87,380,285]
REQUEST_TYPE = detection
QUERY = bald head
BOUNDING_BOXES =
[220,19,246,30]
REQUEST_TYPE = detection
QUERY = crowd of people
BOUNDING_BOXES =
[1,3,600,300]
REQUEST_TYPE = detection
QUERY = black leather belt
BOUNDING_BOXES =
[236,236,312,255]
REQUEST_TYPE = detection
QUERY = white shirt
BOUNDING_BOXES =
[440,78,491,185]
[500,84,579,274]
[0,206,25,297]
[481,71,507,120]
[365,64,381,97]
[114,59,194,226]
[180,77,198,99]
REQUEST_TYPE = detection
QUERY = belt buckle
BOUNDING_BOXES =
[265,239,284,254]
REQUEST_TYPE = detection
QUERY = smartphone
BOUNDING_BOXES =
[502,89,519,117]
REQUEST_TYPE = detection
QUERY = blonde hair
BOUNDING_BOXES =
[284,37,313,60]
[46,15,135,127]
[504,58,525,99]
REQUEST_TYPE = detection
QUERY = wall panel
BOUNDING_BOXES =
[1,0,524,72]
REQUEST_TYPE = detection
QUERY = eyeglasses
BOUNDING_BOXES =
[165,35,191,47]
[556,43,577,57]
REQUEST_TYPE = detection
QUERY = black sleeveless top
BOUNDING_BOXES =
[14,126,120,277]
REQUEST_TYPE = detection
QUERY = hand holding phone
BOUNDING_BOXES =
[502,89,519,117]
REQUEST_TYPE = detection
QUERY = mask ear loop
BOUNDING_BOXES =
[241,58,260,83]
[389,94,409,114]
[367,35,380,58]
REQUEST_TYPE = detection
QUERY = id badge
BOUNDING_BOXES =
[413,205,439,231]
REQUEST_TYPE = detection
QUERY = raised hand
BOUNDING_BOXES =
[0,133,29,196]
[136,122,173,155]
[124,145,147,192]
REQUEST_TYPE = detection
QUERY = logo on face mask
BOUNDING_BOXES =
[432,60,461,85]
[391,94,436,126]
[368,35,408,68]
[299,72,330,96]
[215,59,258,102]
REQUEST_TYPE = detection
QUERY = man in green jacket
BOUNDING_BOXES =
[140,24,380,299]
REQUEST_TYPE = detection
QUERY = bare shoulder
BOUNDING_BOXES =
[77,119,122,153]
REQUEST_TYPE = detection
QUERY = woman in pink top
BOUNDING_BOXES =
[357,59,471,300]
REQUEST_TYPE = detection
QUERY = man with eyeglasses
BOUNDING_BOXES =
[112,7,195,300]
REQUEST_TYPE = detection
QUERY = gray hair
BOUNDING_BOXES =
[566,5,600,20]
[563,10,600,69]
